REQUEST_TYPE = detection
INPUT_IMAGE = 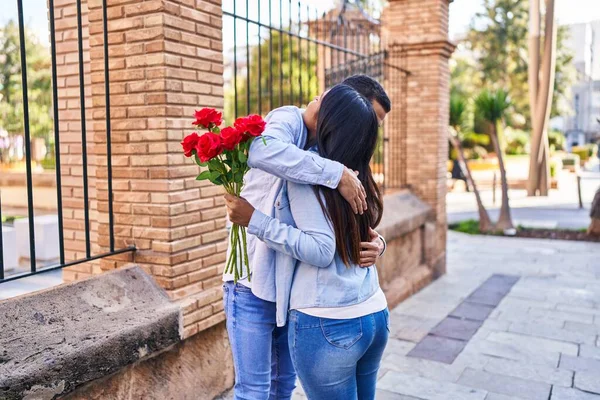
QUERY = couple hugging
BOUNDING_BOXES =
[221,75,391,400]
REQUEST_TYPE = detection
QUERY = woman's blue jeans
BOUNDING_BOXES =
[223,282,296,400]
[288,309,390,400]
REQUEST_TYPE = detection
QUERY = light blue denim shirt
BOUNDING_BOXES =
[222,106,344,301]
[249,178,380,327]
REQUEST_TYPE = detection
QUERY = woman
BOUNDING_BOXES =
[226,84,388,399]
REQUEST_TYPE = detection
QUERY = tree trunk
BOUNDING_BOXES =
[490,123,514,231]
[589,187,600,236]
[527,0,541,196]
[527,0,557,196]
[448,131,494,233]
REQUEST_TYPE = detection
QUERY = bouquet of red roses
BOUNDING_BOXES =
[181,108,266,282]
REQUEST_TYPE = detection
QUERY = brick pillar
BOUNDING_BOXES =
[83,0,226,338]
[53,0,101,281]
[381,0,455,276]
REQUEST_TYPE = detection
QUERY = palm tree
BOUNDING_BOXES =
[475,89,514,231]
[449,93,493,232]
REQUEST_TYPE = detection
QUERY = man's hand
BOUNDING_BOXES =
[359,228,385,267]
[224,194,255,227]
[338,167,367,215]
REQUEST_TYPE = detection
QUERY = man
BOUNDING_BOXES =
[222,75,391,400]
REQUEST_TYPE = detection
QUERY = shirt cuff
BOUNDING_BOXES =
[247,209,271,239]
[378,235,387,256]
[323,160,344,189]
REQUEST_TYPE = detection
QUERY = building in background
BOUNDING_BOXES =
[563,20,600,148]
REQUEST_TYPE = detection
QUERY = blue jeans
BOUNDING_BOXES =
[288,309,390,400]
[223,282,296,400]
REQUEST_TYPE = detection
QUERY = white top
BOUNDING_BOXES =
[296,287,387,319]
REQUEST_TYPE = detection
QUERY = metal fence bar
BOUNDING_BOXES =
[102,0,115,252]
[257,1,262,115]
[17,0,37,272]
[76,0,91,258]
[246,0,250,114]
[0,192,4,280]
[48,0,65,265]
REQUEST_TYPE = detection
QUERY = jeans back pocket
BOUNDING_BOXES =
[320,317,363,349]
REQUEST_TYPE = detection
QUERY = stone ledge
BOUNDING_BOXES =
[0,266,181,400]
[378,190,434,241]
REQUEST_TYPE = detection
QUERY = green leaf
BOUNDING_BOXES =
[193,153,207,167]
[196,170,211,180]
[262,136,267,146]
[238,150,247,163]
[209,171,221,180]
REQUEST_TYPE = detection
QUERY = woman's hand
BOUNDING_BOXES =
[359,228,384,267]
[224,194,255,227]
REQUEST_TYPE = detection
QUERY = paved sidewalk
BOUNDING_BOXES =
[369,231,600,400]
[281,231,600,400]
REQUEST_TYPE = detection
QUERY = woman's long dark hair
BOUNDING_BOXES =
[314,84,383,266]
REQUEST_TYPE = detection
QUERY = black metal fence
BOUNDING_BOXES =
[0,0,135,283]
[222,0,409,190]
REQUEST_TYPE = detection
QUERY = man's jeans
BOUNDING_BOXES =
[287,309,390,400]
[223,282,296,400]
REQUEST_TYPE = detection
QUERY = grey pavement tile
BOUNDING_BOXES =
[527,308,594,324]
[551,387,600,400]
[482,356,573,387]
[479,319,511,332]
[486,332,579,356]
[508,321,596,345]
[574,371,600,394]
[485,393,528,400]
[375,389,423,400]
[377,371,487,400]
[393,299,458,319]
[381,351,479,383]
[407,335,467,364]
[579,345,600,361]
[430,317,483,341]
[457,368,551,400]
[389,314,441,343]
[564,321,600,337]
[463,338,561,368]
[559,355,600,374]
[451,302,496,321]
[557,303,600,316]
[384,338,417,356]
[467,288,508,307]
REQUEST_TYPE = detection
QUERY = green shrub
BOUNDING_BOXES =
[549,158,562,178]
[472,145,488,160]
[572,146,590,162]
[461,132,491,149]
[504,127,530,155]
[562,153,580,167]
[39,157,56,170]
[548,130,566,152]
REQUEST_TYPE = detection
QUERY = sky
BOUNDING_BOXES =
[2,0,600,48]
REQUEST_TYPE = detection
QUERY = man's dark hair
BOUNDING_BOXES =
[342,74,391,113]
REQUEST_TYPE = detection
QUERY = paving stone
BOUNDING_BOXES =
[557,303,600,316]
[383,338,417,356]
[551,387,600,400]
[467,288,508,307]
[559,355,600,373]
[485,394,527,400]
[389,314,440,342]
[486,332,579,356]
[464,338,561,368]
[450,302,496,321]
[430,317,483,341]
[574,371,600,394]
[527,308,594,324]
[457,368,550,400]
[564,321,600,336]
[579,344,600,360]
[483,356,573,387]
[382,351,475,383]
[508,322,596,345]
[377,371,487,400]
[407,335,467,364]
[375,389,424,400]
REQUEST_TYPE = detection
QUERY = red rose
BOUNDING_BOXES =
[234,114,266,137]
[181,132,200,157]
[221,126,244,150]
[195,132,223,162]
[193,108,223,128]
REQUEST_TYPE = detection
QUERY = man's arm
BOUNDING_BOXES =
[247,108,367,213]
